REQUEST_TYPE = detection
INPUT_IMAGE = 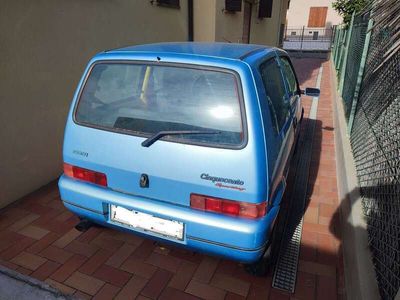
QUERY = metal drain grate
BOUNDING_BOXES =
[272,220,304,292]
[272,66,323,293]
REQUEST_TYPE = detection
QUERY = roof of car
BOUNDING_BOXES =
[107,42,277,60]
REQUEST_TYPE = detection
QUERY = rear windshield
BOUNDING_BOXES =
[75,63,245,147]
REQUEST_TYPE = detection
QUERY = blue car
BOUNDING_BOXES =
[59,42,316,273]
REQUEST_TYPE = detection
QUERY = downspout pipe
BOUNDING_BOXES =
[188,0,194,41]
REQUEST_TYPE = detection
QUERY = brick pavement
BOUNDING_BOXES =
[0,58,343,300]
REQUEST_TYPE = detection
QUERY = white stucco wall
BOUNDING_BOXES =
[286,0,342,28]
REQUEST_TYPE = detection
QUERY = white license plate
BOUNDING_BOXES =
[110,205,184,240]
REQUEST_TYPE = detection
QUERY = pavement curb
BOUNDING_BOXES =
[330,59,380,300]
[0,265,76,300]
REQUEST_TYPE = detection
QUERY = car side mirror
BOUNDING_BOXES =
[301,88,320,97]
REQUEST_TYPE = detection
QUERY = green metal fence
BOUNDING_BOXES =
[332,9,400,300]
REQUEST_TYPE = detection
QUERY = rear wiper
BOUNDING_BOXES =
[142,130,221,147]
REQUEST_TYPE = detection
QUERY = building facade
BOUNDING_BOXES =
[286,0,342,28]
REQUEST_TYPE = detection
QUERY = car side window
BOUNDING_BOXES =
[280,57,298,96]
[260,58,290,132]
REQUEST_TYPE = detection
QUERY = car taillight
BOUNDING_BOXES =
[63,163,107,187]
[190,194,266,219]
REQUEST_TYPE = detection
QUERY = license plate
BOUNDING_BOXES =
[110,205,184,240]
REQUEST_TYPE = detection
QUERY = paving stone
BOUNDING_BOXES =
[16,266,33,276]
[225,292,246,300]
[9,214,40,232]
[192,257,219,283]
[141,268,173,299]
[131,240,156,260]
[120,257,157,279]
[74,290,91,299]
[77,226,103,243]
[93,283,120,300]
[298,259,337,278]
[65,240,99,257]
[30,260,61,281]
[26,232,60,254]
[11,251,47,271]
[0,230,26,252]
[79,248,113,275]
[293,271,316,300]
[106,243,137,268]
[246,284,271,300]
[40,245,73,264]
[317,274,337,300]
[65,271,105,295]
[18,225,50,240]
[45,278,76,295]
[210,273,250,297]
[50,254,87,282]
[53,228,82,248]
[93,264,131,287]
[0,259,19,270]
[115,275,147,300]
[146,251,182,273]
[268,289,290,300]
[168,260,198,290]
[0,236,36,260]
[92,233,124,252]
[159,287,201,300]
[185,279,226,300]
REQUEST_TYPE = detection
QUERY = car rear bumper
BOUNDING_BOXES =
[58,175,280,263]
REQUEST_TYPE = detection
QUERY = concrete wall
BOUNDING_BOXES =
[214,0,243,43]
[249,0,289,46]
[0,0,188,208]
[286,0,342,28]
[217,0,290,46]
[193,0,216,42]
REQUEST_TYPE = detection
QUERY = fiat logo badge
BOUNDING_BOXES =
[140,174,149,188]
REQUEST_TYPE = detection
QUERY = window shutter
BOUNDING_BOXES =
[225,0,242,12]
[308,7,328,27]
[258,0,273,18]
[156,0,180,9]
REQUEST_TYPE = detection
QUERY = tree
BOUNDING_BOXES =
[332,0,370,25]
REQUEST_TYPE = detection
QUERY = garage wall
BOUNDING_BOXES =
[0,0,188,208]
[214,0,243,43]
[249,0,289,46]
[214,0,288,46]
[193,0,216,41]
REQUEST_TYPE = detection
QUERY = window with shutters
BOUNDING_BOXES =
[258,0,273,18]
[225,0,242,12]
[156,0,180,9]
[307,7,328,27]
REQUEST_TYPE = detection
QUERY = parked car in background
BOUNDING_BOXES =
[59,42,319,274]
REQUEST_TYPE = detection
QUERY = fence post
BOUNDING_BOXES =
[300,26,305,50]
[334,28,344,69]
[332,26,340,62]
[347,18,374,135]
[338,12,355,95]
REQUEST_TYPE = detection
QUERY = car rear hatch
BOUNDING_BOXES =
[63,60,261,208]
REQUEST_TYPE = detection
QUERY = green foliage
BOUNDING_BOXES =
[332,0,370,25]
